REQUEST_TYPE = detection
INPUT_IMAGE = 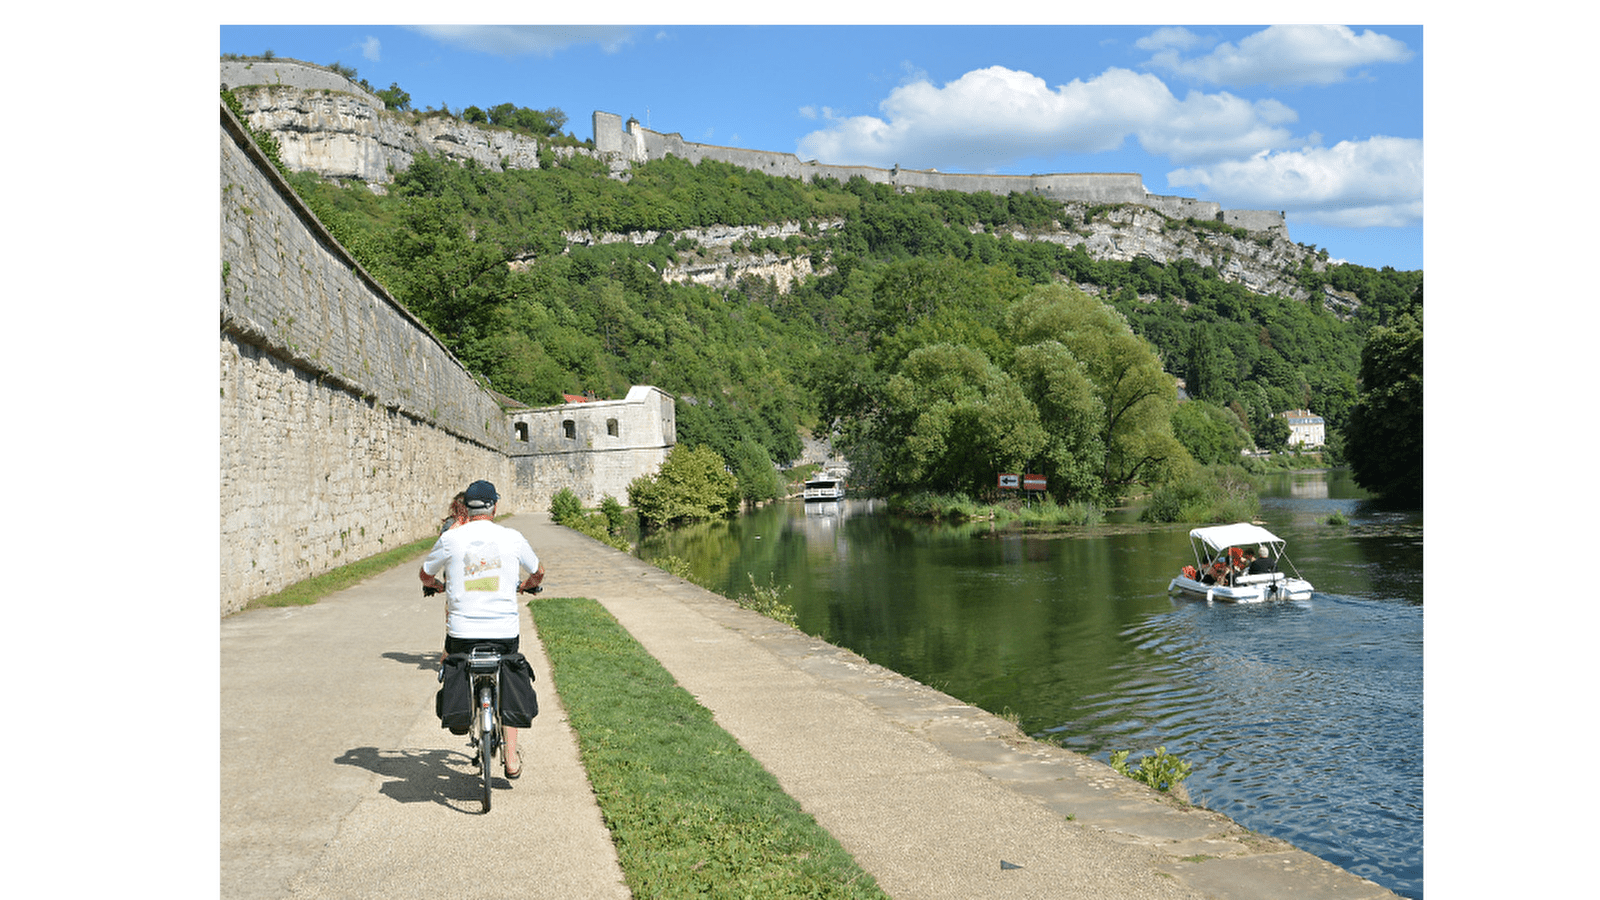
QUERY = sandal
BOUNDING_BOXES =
[505,748,523,779]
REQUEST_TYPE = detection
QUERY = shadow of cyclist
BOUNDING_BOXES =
[381,650,442,672]
[334,746,507,812]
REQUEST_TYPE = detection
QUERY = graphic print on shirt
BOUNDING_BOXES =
[461,540,502,593]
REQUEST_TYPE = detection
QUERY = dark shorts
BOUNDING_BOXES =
[444,635,520,656]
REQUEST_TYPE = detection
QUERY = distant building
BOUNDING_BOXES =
[1281,409,1326,448]
[506,386,677,506]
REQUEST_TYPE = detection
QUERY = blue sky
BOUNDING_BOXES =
[219,23,1423,271]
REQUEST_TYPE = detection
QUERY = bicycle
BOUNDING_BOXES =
[430,583,541,813]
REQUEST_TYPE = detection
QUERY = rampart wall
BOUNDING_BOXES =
[220,99,519,615]
[221,57,384,107]
[220,99,675,614]
[509,387,677,507]
[594,110,1284,235]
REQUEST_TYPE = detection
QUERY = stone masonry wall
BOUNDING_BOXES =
[508,386,676,507]
[592,111,1287,235]
[220,99,520,615]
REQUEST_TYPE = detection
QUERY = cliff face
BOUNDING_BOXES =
[229,80,1351,309]
[230,85,545,183]
[554,212,1345,307]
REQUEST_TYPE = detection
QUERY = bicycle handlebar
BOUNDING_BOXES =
[424,583,541,597]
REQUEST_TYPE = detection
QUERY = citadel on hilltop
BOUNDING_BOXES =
[591,110,1288,238]
[220,57,1287,239]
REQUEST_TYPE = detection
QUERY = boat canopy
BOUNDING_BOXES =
[1188,523,1285,552]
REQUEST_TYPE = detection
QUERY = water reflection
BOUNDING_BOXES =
[636,470,1423,899]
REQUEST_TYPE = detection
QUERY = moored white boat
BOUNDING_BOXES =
[802,474,846,502]
[1168,522,1313,603]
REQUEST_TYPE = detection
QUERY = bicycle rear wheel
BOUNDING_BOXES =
[478,684,495,812]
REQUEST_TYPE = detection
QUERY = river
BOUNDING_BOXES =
[637,468,1424,899]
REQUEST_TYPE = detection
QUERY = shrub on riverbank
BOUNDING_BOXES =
[550,488,633,551]
[1139,464,1259,524]
[889,491,1103,527]
[629,444,742,528]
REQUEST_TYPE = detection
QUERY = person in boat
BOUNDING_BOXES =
[1236,547,1257,579]
[1204,555,1232,586]
[1247,544,1277,575]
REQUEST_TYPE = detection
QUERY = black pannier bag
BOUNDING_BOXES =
[435,653,473,735]
[498,652,539,728]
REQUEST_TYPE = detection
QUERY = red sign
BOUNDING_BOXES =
[998,473,1020,489]
[1023,474,1047,491]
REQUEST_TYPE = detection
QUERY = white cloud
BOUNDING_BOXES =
[407,25,636,57]
[1166,136,1423,227]
[795,65,1303,170]
[1135,26,1206,53]
[1147,25,1413,87]
[361,36,380,62]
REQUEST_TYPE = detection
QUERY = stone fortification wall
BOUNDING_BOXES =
[222,57,384,107]
[592,111,1284,234]
[509,386,677,507]
[220,99,520,614]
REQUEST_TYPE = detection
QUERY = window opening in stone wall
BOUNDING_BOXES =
[607,418,619,437]
[563,419,576,440]
[514,422,529,442]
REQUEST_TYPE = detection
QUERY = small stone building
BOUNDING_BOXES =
[508,386,677,506]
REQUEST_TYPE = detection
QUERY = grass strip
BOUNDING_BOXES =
[532,596,889,899]
[243,535,436,610]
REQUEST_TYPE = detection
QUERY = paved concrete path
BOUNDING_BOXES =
[222,511,1402,899]
[219,522,629,900]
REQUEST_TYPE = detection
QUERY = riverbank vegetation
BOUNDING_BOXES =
[532,595,888,898]
[251,87,1421,514]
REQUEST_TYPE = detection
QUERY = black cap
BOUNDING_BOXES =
[464,480,499,508]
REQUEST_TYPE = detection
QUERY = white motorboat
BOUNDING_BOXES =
[1168,522,1313,603]
[802,474,846,502]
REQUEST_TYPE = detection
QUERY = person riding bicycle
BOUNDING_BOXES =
[419,479,544,778]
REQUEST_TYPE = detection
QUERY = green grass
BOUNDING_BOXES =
[244,533,438,610]
[531,596,888,899]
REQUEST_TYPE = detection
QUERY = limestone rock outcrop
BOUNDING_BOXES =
[230,85,544,183]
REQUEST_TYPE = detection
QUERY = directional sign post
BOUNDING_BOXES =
[998,473,1020,490]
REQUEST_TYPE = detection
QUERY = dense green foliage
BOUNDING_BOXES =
[628,444,743,527]
[268,115,1420,507]
[532,596,888,898]
[1345,296,1424,503]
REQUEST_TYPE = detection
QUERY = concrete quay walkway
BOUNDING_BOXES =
[222,511,1402,899]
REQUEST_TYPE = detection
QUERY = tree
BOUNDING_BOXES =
[877,343,1047,496]
[628,445,742,527]
[1008,285,1186,493]
[1009,341,1105,502]
[377,82,411,111]
[1172,400,1249,465]
[1345,309,1422,503]
[1255,415,1292,450]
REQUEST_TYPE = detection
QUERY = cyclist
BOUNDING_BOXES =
[419,479,544,778]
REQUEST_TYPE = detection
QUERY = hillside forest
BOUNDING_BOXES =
[230,90,1423,512]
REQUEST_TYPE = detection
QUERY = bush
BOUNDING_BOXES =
[600,494,628,534]
[1110,746,1193,794]
[1141,465,1259,524]
[735,574,798,627]
[550,488,583,524]
[628,445,741,528]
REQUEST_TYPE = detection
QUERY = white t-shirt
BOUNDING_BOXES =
[421,519,541,639]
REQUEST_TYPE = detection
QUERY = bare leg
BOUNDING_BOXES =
[504,727,521,775]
